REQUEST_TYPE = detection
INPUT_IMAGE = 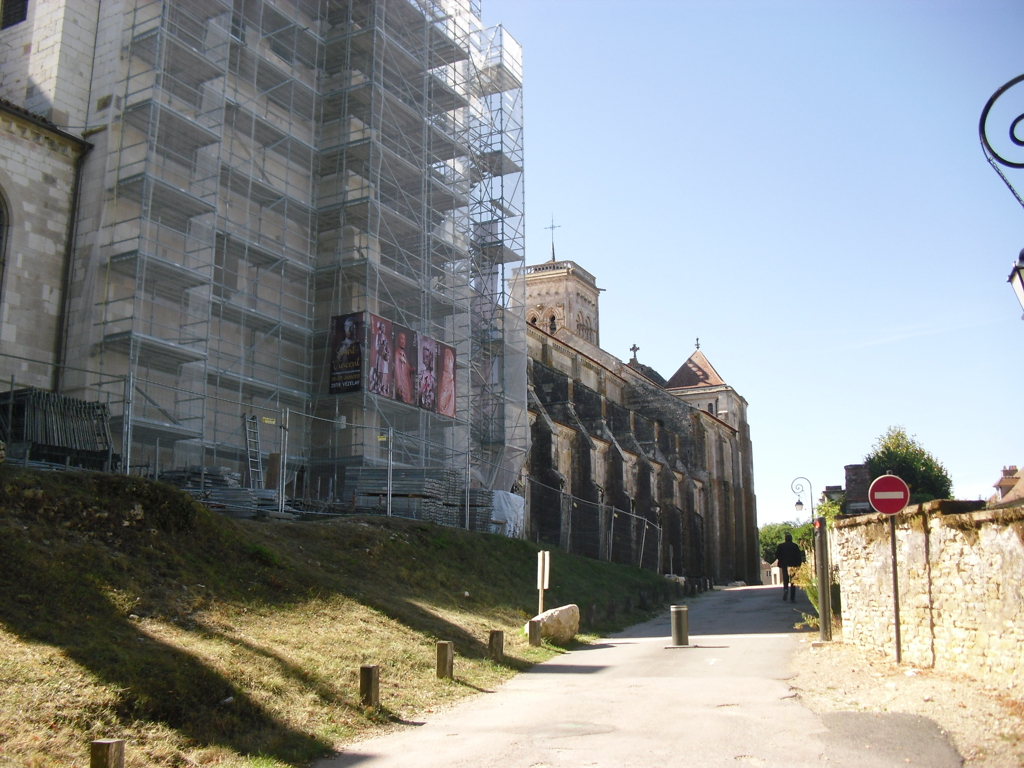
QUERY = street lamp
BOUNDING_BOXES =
[1009,249,1024,319]
[791,477,814,521]
[979,74,1024,318]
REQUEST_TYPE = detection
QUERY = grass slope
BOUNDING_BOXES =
[0,466,672,767]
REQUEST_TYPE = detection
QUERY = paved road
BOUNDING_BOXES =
[318,585,961,768]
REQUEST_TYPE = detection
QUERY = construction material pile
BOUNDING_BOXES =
[344,467,494,531]
[0,388,115,470]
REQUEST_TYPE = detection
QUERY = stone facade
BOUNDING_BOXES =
[834,502,1024,684]
[0,0,101,129]
[524,260,600,345]
[0,101,89,388]
[520,259,759,584]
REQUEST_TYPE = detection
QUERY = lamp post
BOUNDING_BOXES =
[791,476,813,522]
[1009,250,1024,319]
[979,74,1024,318]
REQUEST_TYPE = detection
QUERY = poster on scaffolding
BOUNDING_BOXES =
[367,313,394,399]
[436,340,456,418]
[415,334,438,411]
[392,323,418,406]
[329,312,363,395]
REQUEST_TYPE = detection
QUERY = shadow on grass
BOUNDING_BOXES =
[193,619,352,708]
[0,535,330,764]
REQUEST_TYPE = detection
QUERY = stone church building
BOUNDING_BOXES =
[519,258,759,585]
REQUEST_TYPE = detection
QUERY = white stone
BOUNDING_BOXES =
[524,604,580,645]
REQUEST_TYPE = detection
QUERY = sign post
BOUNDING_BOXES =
[537,550,550,615]
[868,473,911,663]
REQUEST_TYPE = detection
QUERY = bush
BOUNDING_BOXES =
[798,565,841,626]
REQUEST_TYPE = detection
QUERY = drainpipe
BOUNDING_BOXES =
[53,139,92,393]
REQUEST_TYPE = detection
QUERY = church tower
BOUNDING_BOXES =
[521,259,601,345]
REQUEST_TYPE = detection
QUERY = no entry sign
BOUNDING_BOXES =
[868,474,910,515]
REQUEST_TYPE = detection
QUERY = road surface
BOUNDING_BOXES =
[318,585,961,768]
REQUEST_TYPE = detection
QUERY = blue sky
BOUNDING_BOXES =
[484,0,1024,525]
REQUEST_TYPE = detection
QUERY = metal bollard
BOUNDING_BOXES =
[359,664,379,707]
[670,605,689,647]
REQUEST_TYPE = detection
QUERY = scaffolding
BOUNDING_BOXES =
[61,0,527,520]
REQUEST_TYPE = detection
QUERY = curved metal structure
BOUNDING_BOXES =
[791,476,814,520]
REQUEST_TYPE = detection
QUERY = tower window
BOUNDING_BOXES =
[1,0,28,29]
[549,315,556,333]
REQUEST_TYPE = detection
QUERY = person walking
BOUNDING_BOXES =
[774,533,805,602]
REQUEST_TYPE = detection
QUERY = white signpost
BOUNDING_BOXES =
[868,473,911,663]
[537,550,550,615]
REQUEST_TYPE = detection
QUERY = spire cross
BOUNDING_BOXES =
[545,215,561,262]
[695,337,700,350]
[630,344,639,359]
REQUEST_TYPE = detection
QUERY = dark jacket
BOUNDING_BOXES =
[775,541,805,569]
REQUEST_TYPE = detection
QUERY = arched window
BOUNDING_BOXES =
[528,315,538,326]
[548,315,556,333]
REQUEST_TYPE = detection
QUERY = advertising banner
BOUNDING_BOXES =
[367,313,394,399]
[436,340,456,418]
[392,323,418,406]
[329,312,363,395]
[416,334,438,412]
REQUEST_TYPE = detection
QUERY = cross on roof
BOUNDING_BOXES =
[695,337,700,350]
[545,215,561,262]
[630,344,639,359]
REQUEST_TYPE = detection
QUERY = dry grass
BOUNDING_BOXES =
[0,466,666,767]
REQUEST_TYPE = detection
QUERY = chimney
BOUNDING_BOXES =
[845,464,870,514]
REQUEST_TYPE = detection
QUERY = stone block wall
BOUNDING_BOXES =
[835,502,1024,684]
[0,108,88,388]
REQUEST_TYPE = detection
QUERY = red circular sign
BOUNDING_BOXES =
[868,474,911,514]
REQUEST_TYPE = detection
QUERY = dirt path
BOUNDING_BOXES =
[790,633,1024,767]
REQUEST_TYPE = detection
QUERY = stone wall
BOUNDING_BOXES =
[0,106,89,388]
[835,502,1024,684]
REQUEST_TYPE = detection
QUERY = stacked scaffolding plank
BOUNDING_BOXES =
[0,388,116,470]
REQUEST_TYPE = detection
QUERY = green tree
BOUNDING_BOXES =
[758,520,813,563]
[864,426,952,503]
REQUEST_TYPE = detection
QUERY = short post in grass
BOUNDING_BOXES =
[527,619,542,647]
[488,630,504,662]
[359,664,380,707]
[436,641,454,679]
[90,739,125,768]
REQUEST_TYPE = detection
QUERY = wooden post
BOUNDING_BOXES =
[359,664,379,707]
[91,739,125,768]
[436,641,454,679]
[488,630,504,662]
[527,619,542,647]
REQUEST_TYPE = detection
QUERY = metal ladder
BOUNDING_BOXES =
[243,414,263,489]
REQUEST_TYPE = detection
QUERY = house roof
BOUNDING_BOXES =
[666,349,727,389]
